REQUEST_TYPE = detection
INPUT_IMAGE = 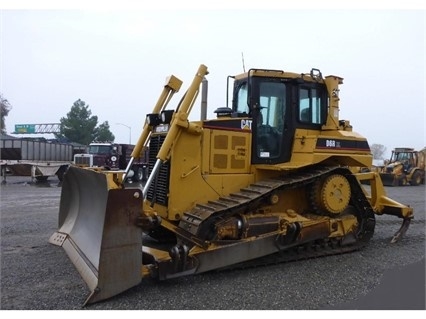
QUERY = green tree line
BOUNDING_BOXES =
[55,99,114,145]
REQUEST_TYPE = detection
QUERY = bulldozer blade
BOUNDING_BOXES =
[49,166,143,305]
[390,218,411,244]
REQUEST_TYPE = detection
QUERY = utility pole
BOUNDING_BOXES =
[116,123,131,144]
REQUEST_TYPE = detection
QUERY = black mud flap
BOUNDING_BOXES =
[49,166,143,305]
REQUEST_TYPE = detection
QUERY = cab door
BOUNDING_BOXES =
[250,78,294,164]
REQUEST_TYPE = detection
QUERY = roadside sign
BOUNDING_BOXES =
[14,124,36,134]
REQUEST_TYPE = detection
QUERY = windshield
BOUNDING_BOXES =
[89,145,112,155]
[391,152,410,162]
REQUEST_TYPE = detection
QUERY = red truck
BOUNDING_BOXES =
[73,142,148,182]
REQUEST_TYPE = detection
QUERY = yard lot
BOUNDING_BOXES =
[1,175,425,310]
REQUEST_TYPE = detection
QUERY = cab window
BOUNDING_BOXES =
[299,87,324,125]
[235,82,249,115]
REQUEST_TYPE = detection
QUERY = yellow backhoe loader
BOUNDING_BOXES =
[50,64,414,305]
[379,147,426,186]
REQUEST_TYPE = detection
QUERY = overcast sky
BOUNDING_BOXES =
[1,1,425,158]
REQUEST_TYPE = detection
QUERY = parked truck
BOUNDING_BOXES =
[379,147,426,186]
[0,135,85,182]
[73,142,148,182]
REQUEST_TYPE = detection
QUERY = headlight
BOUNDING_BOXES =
[111,156,117,161]
[146,113,161,126]
[160,110,174,124]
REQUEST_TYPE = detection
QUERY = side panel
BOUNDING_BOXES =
[290,129,373,168]
[165,130,218,220]
[164,127,254,221]
[208,128,251,174]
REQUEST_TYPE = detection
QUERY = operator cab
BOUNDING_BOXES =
[232,69,328,164]
[391,149,416,172]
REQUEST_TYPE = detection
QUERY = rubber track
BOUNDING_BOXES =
[179,165,376,270]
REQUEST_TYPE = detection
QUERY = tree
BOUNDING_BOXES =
[55,99,114,145]
[94,121,115,142]
[0,94,12,134]
[370,143,387,159]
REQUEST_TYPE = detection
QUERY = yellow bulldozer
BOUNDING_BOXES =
[379,147,426,186]
[49,64,414,305]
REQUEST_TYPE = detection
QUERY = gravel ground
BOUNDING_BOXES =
[1,175,425,310]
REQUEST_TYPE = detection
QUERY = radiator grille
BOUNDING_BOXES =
[74,155,92,166]
[146,134,170,206]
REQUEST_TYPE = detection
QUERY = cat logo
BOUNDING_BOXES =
[241,119,252,130]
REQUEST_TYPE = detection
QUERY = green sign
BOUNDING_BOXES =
[14,124,36,134]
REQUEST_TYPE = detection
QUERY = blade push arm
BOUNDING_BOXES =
[122,75,183,182]
[143,64,208,199]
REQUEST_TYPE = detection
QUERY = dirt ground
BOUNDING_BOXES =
[0,175,425,310]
